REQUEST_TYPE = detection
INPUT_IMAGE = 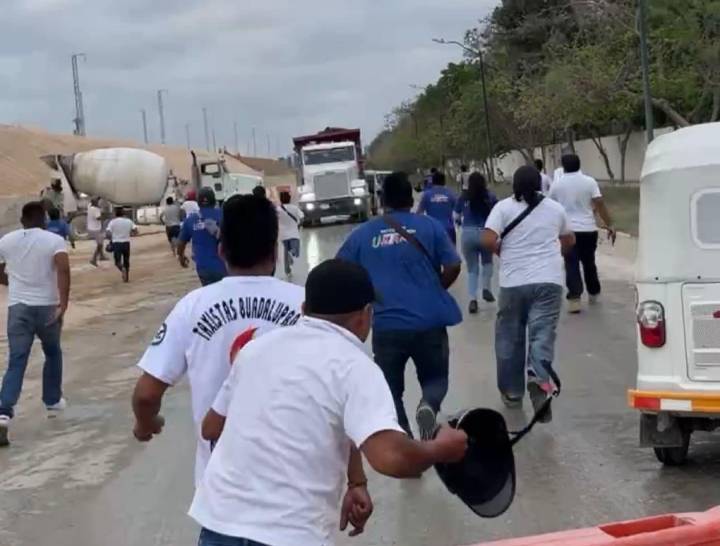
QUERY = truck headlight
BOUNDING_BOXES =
[352,187,367,197]
[353,198,363,206]
[305,203,316,211]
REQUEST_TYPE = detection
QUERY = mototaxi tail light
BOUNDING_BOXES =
[637,301,666,348]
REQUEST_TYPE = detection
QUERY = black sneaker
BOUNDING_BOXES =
[483,289,496,303]
[0,416,10,447]
[528,382,552,423]
[416,400,437,441]
[501,393,523,409]
[468,300,478,314]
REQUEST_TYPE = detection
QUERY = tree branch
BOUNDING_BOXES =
[651,98,691,127]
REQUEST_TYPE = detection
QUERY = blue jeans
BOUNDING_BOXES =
[372,328,449,435]
[0,304,63,418]
[281,238,300,275]
[495,284,562,397]
[197,269,226,287]
[460,226,494,299]
[198,529,268,546]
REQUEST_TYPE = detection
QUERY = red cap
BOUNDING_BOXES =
[186,189,197,201]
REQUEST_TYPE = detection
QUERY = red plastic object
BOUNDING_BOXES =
[468,507,720,545]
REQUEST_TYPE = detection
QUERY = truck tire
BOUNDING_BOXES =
[653,428,691,466]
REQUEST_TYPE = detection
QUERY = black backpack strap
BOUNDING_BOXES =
[382,214,440,277]
[500,195,544,239]
[509,366,562,446]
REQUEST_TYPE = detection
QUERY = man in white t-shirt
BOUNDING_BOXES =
[106,208,138,283]
[456,164,471,193]
[190,259,468,546]
[548,154,615,313]
[0,202,71,447]
[182,189,201,217]
[534,159,552,195]
[87,197,108,266]
[482,166,575,422]
[131,194,304,486]
[276,191,304,278]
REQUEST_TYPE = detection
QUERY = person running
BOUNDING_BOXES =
[337,171,462,440]
[455,172,497,313]
[106,207,137,283]
[160,197,183,256]
[417,171,459,245]
[87,197,107,266]
[46,207,75,249]
[189,259,468,546]
[456,164,471,194]
[548,154,615,313]
[482,166,575,420]
[178,188,227,286]
[535,159,552,195]
[131,194,304,486]
[0,202,71,446]
[277,191,304,279]
[252,186,267,199]
[182,189,200,217]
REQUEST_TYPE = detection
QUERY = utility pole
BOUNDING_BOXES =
[140,109,149,144]
[71,53,87,136]
[638,0,655,143]
[202,107,210,151]
[185,123,191,149]
[252,127,257,157]
[157,89,168,145]
[433,38,495,183]
[212,129,217,152]
[234,122,240,154]
[267,134,272,157]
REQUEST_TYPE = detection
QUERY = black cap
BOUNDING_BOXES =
[435,408,516,518]
[305,259,378,315]
[199,187,217,207]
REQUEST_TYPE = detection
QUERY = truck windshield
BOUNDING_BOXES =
[228,175,260,195]
[303,146,355,165]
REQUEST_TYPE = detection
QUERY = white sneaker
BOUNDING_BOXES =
[589,294,600,305]
[46,398,67,417]
[0,415,10,447]
[568,299,582,314]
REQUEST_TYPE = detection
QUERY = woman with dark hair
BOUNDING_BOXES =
[481,165,575,422]
[454,172,497,313]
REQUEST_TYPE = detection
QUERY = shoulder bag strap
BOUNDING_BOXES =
[382,214,440,277]
[281,204,299,224]
[500,195,545,240]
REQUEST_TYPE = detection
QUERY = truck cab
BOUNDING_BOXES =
[294,128,370,226]
[197,155,263,204]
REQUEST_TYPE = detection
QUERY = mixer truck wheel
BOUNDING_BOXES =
[653,428,690,466]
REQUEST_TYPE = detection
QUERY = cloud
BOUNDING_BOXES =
[2,0,496,155]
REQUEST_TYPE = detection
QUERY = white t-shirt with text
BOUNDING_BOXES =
[189,317,403,546]
[87,205,103,232]
[182,200,201,217]
[548,171,602,232]
[277,204,304,241]
[485,196,570,288]
[136,276,304,485]
[0,228,68,306]
[106,217,136,243]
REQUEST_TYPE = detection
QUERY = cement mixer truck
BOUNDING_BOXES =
[40,148,174,236]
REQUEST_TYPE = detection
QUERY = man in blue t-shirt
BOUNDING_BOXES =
[337,171,462,441]
[416,171,458,245]
[46,207,75,248]
[178,188,226,286]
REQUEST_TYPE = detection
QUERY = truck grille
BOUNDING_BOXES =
[314,172,349,200]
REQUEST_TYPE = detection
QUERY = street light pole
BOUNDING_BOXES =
[433,38,495,183]
[157,89,168,145]
[638,0,655,143]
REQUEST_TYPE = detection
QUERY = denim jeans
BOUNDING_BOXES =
[198,529,268,546]
[460,226,494,299]
[281,238,300,275]
[372,328,449,434]
[495,284,562,398]
[564,231,600,299]
[197,269,226,287]
[0,304,63,418]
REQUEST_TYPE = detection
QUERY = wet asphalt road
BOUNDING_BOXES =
[1,224,720,546]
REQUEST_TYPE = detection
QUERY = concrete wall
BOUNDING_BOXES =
[493,127,674,183]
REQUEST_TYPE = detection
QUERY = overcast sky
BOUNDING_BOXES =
[1,0,496,156]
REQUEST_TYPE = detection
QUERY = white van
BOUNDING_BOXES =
[629,122,720,465]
